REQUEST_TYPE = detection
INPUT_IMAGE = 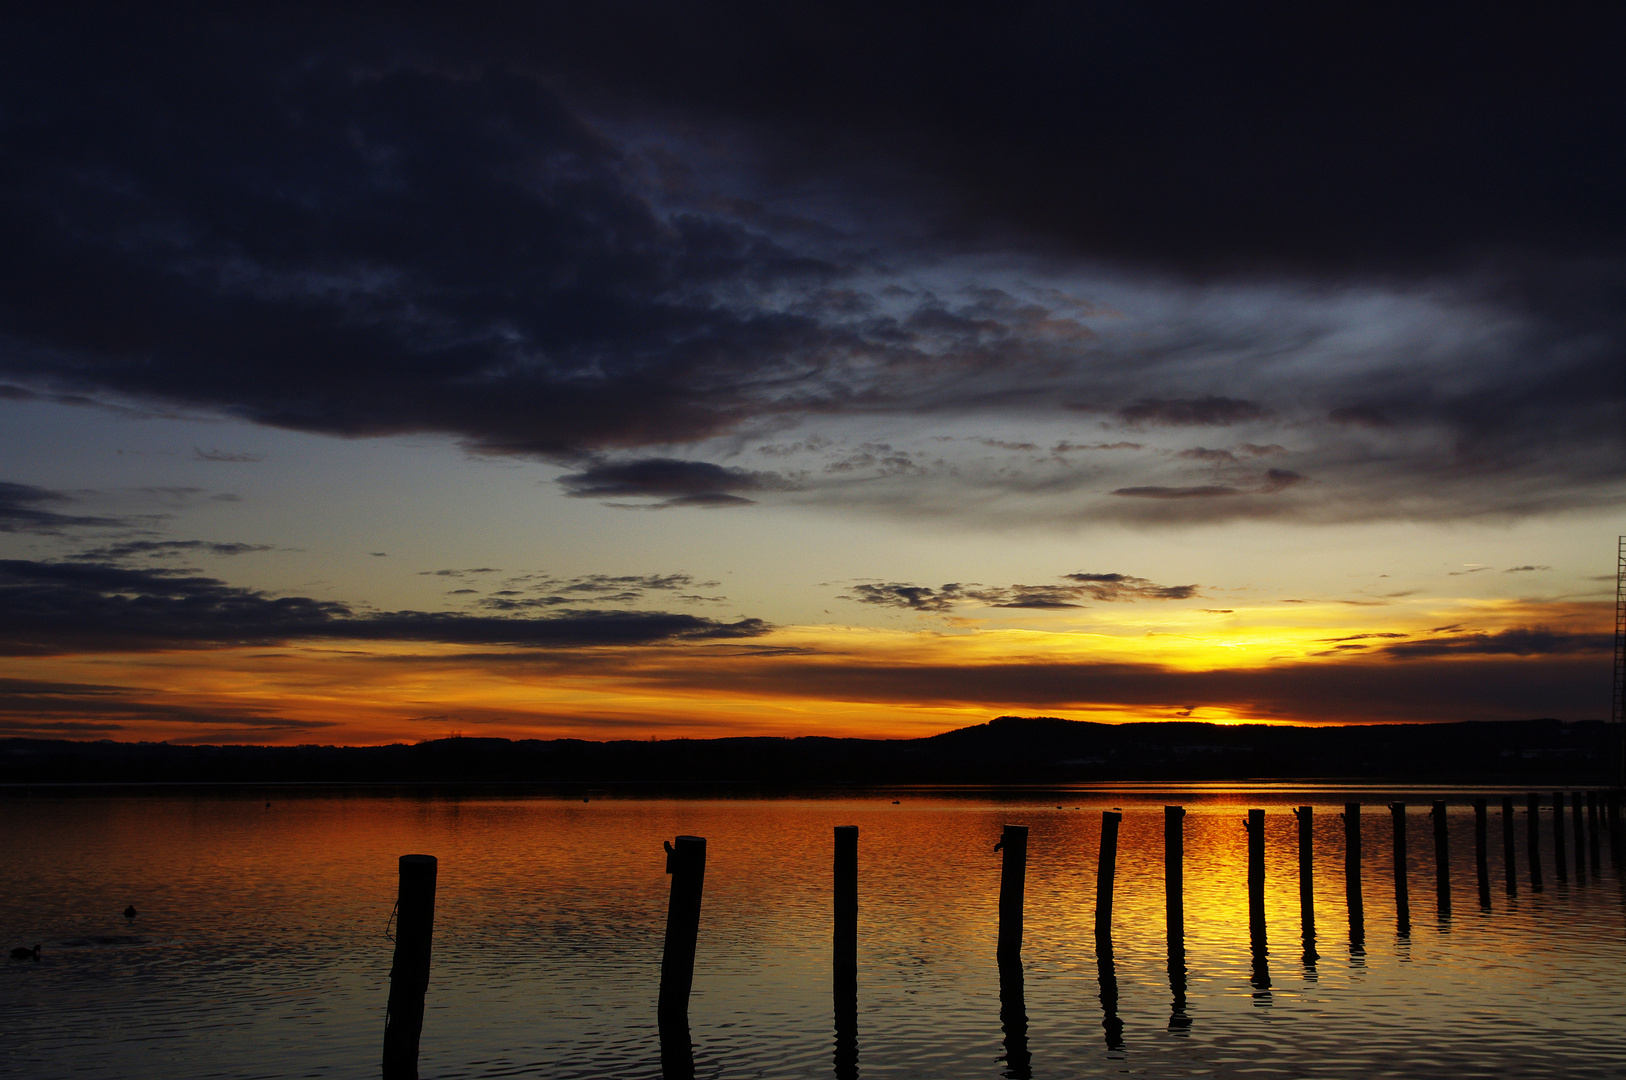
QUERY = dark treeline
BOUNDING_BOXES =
[0,716,1616,787]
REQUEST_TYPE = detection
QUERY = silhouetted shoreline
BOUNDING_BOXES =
[0,716,1613,788]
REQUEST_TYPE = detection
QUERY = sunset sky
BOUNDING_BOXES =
[1,4,1622,744]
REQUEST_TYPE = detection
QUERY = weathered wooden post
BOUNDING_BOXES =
[996,825,1028,962]
[1096,811,1121,940]
[1474,798,1491,908]
[1526,793,1543,891]
[382,854,438,1080]
[1501,795,1517,895]
[1552,792,1568,884]
[1165,806,1185,945]
[834,826,857,991]
[659,835,707,1021]
[1572,793,1586,883]
[1245,809,1266,943]
[1293,806,1316,960]
[1343,802,1364,944]
[1430,800,1450,915]
[1388,802,1410,932]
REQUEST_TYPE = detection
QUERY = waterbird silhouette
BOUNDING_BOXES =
[124,905,138,921]
[10,945,39,960]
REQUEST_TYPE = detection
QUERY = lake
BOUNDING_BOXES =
[2,786,1622,1078]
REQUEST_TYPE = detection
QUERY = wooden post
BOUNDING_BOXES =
[1474,798,1490,909]
[1572,793,1586,883]
[1245,809,1266,943]
[834,826,857,992]
[1501,795,1517,895]
[1343,802,1364,943]
[1164,806,1185,945]
[1526,793,1543,891]
[382,854,438,1080]
[1552,792,1568,884]
[659,835,707,1020]
[1430,800,1450,915]
[996,825,1028,962]
[1293,806,1316,960]
[1096,811,1121,940]
[1388,802,1410,932]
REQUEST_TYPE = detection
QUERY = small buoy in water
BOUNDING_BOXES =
[9,945,39,960]
[582,797,589,803]
[123,905,138,921]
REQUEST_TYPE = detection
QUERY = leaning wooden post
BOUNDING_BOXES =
[1293,806,1316,959]
[1552,792,1568,884]
[1388,802,1410,932]
[1430,800,1450,915]
[659,835,707,1020]
[1245,808,1266,943]
[1501,795,1517,895]
[1096,811,1121,940]
[382,854,438,1080]
[996,825,1029,962]
[1526,793,1543,891]
[1571,793,1586,883]
[834,826,858,993]
[1474,798,1491,908]
[1164,806,1185,945]
[1343,802,1364,942]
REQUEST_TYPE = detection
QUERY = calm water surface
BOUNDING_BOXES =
[3,786,1623,1079]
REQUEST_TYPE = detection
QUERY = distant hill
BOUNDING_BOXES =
[1,716,1616,786]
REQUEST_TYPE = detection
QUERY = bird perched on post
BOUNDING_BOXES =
[124,905,138,921]
[9,945,39,960]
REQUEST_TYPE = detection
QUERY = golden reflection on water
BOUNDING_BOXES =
[3,787,1625,1079]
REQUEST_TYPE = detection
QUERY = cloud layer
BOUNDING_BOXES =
[0,8,1620,529]
[0,559,768,656]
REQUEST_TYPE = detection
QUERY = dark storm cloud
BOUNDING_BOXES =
[0,482,124,533]
[0,6,1622,525]
[844,572,1197,611]
[0,559,769,655]
[557,459,788,507]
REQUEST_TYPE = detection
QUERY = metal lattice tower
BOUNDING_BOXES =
[1615,536,1626,786]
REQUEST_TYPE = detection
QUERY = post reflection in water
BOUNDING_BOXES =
[997,958,1031,1079]
[1167,937,1191,1033]
[659,1017,694,1080]
[833,984,857,1080]
[1095,934,1125,1052]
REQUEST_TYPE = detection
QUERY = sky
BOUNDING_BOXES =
[1,3,1622,745]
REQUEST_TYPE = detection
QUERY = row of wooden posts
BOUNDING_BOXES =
[377,790,1626,1079]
